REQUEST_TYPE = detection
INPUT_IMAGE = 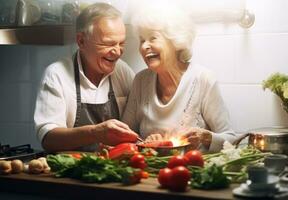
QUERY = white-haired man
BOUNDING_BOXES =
[34,3,137,152]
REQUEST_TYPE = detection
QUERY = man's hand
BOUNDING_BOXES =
[93,119,138,146]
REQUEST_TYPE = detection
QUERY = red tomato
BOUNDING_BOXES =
[140,171,149,179]
[184,150,204,167]
[129,154,147,169]
[167,155,188,169]
[70,153,82,159]
[158,168,173,188]
[128,173,141,185]
[169,166,191,191]
[127,170,149,185]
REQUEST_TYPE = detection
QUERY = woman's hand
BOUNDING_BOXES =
[144,128,171,142]
[145,133,164,142]
[181,127,212,149]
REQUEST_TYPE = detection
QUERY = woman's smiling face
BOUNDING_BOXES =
[139,29,177,73]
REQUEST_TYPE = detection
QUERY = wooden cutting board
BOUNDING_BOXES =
[0,173,236,200]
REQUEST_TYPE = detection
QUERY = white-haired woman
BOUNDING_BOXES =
[122,5,237,152]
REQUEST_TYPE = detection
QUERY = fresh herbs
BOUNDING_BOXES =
[204,142,270,183]
[189,165,230,189]
[145,155,170,174]
[47,154,137,184]
[263,72,288,113]
[46,154,76,174]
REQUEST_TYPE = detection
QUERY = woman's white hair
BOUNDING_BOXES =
[76,3,122,35]
[131,3,196,63]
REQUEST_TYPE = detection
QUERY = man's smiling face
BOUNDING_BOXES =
[81,17,126,75]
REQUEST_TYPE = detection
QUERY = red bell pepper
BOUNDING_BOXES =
[108,143,138,160]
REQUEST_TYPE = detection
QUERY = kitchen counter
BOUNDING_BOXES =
[0,173,237,200]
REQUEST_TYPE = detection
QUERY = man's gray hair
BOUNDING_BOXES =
[131,4,196,63]
[76,3,122,35]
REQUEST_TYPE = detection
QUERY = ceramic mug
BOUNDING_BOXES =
[247,166,268,184]
[264,154,288,174]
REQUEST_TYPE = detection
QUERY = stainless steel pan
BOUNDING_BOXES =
[235,127,288,154]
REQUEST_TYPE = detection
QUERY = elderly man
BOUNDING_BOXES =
[34,3,137,152]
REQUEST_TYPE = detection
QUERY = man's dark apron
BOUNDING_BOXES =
[73,54,120,151]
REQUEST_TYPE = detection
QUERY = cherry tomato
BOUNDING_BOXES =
[167,155,188,169]
[129,154,147,169]
[184,150,204,167]
[128,172,141,185]
[169,166,191,191]
[158,168,172,188]
[140,171,149,179]
[70,153,82,159]
[125,170,148,185]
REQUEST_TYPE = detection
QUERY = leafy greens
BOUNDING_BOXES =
[47,154,137,184]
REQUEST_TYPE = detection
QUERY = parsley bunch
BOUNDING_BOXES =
[189,165,230,190]
[47,154,136,184]
[263,72,288,113]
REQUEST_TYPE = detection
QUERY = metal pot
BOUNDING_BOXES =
[247,127,288,155]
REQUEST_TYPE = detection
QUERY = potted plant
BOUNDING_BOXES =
[262,73,288,113]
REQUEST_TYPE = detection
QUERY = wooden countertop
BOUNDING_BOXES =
[0,173,237,200]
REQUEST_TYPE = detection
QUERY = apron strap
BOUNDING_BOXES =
[108,76,116,99]
[73,53,82,126]
[108,76,120,118]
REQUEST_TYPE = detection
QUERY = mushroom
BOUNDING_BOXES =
[0,160,12,175]
[11,159,24,173]
[28,159,44,174]
[38,157,51,173]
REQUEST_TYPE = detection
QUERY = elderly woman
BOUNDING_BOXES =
[122,5,237,153]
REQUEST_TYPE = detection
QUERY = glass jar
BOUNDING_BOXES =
[38,0,61,25]
[61,0,80,25]
[0,0,18,26]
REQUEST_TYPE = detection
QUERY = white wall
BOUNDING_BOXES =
[0,45,74,149]
[0,0,287,149]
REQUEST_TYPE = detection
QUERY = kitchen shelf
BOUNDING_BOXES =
[0,25,76,45]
